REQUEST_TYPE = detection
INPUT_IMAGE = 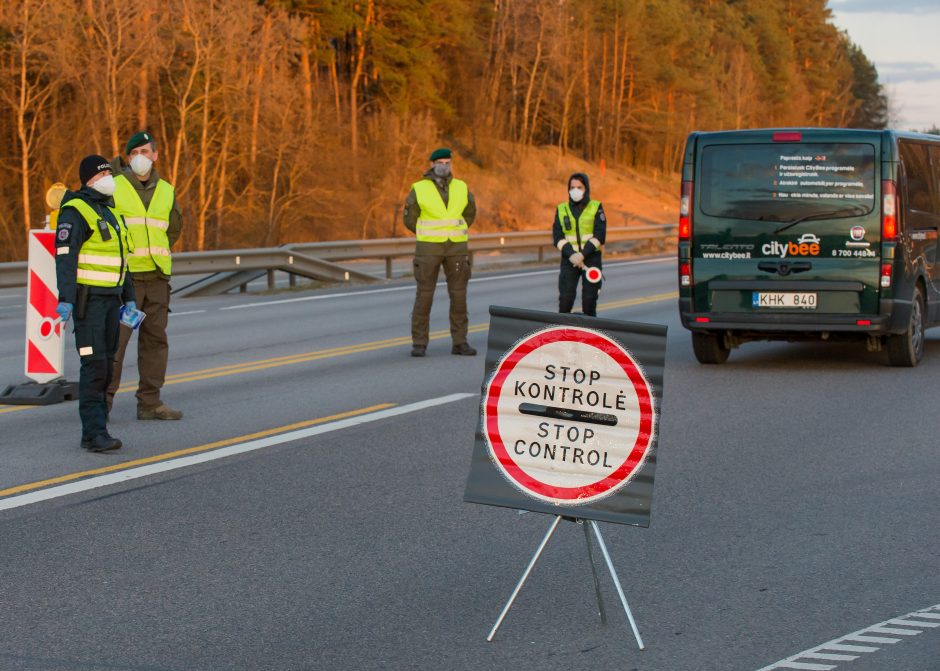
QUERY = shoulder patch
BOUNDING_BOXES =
[599,211,606,222]
[57,224,72,242]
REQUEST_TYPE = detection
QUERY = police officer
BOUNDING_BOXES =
[106,131,183,420]
[553,172,607,317]
[55,155,136,452]
[403,148,478,357]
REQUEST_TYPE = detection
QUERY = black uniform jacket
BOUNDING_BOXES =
[54,187,136,306]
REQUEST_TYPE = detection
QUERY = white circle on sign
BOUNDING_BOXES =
[482,326,654,505]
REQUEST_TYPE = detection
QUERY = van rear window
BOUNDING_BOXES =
[700,143,876,222]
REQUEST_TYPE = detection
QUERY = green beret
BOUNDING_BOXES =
[429,147,452,161]
[126,131,155,155]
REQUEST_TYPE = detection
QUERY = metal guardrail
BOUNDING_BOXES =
[0,225,676,294]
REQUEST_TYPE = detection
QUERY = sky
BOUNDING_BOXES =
[829,0,940,131]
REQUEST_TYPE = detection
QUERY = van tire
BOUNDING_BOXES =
[886,286,925,367]
[692,332,730,364]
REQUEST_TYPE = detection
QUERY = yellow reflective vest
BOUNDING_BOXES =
[556,200,600,252]
[412,178,469,243]
[113,173,174,275]
[60,198,130,288]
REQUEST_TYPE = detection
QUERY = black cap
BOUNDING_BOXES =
[79,155,112,185]
[429,147,452,161]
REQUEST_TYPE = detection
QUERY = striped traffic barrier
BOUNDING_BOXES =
[0,228,77,405]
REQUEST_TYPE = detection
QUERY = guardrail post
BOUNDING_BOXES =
[386,257,393,279]
[240,283,247,293]
[289,273,296,288]
[538,245,544,263]
[267,269,275,290]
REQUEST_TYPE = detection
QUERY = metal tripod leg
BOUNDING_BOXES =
[590,520,645,650]
[487,515,563,642]
[582,520,608,625]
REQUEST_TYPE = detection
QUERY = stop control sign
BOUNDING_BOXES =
[483,326,655,506]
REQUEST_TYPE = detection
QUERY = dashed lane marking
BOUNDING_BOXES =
[0,393,475,511]
[754,604,940,670]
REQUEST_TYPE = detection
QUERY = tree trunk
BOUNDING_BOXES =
[249,14,271,176]
[349,0,374,164]
[520,11,544,148]
[581,29,592,160]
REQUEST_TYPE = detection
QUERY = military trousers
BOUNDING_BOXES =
[559,255,603,317]
[74,293,121,441]
[108,274,170,410]
[411,252,471,347]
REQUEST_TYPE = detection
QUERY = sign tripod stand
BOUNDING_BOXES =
[486,514,645,650]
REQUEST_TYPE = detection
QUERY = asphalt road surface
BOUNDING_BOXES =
[0,256,937,671]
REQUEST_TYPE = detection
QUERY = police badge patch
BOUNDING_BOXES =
[57,224,71,242]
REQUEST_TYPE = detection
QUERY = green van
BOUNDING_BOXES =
[678,128,940,366]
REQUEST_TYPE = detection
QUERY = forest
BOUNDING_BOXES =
[0,0,888,261]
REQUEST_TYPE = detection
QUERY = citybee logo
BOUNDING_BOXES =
[761,234,821,258]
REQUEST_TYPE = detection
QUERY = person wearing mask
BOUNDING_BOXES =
[403,148,478,357]
[106,131,183,420]
[553,172,607,317]
[55,155,136,452]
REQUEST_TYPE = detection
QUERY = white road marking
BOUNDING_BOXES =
[218,256,674,311]
[867,626,921,636]
[822,643,878,653]
[220,285,412,310]
[467,256,673,284]
[843,634,900,644]
[755,604,940,670]
[0,392,476,512]
[169,310,207,316]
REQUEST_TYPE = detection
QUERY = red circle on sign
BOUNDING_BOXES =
[585,267,602,283]
[483,327,654,503]
[39,320,53,338]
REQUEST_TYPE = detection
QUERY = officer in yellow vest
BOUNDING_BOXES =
[403,148,478,357]
[54,155,136,452]
[106,131,183,420]
[553,172,607,317]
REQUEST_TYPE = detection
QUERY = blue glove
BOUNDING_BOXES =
[56,302,73,323]
[125,301,137,313]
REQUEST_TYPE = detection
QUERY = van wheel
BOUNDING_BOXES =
[887,286,925,367]
[692,332,730,364]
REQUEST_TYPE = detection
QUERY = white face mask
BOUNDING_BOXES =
[569,187,585,202]
[130,153,154,176]
[90,175,116,196]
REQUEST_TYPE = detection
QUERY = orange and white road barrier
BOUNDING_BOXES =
[25,230,65,383]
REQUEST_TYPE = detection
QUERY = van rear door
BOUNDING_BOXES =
[690,130,881,319]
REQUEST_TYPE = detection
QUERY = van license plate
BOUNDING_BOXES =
[752,292,817,309]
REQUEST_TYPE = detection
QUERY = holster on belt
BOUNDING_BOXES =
[75,285,89,321]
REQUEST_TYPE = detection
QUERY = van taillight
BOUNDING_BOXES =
[680,262,691,287]
[679,181,692,240]
[773,131,802,142]
[882,180,897,240]
[881,263,892,288]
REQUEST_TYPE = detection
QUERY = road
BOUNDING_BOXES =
[0,257,937,671]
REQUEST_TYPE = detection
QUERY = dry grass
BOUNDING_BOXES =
[459,142,678,233]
